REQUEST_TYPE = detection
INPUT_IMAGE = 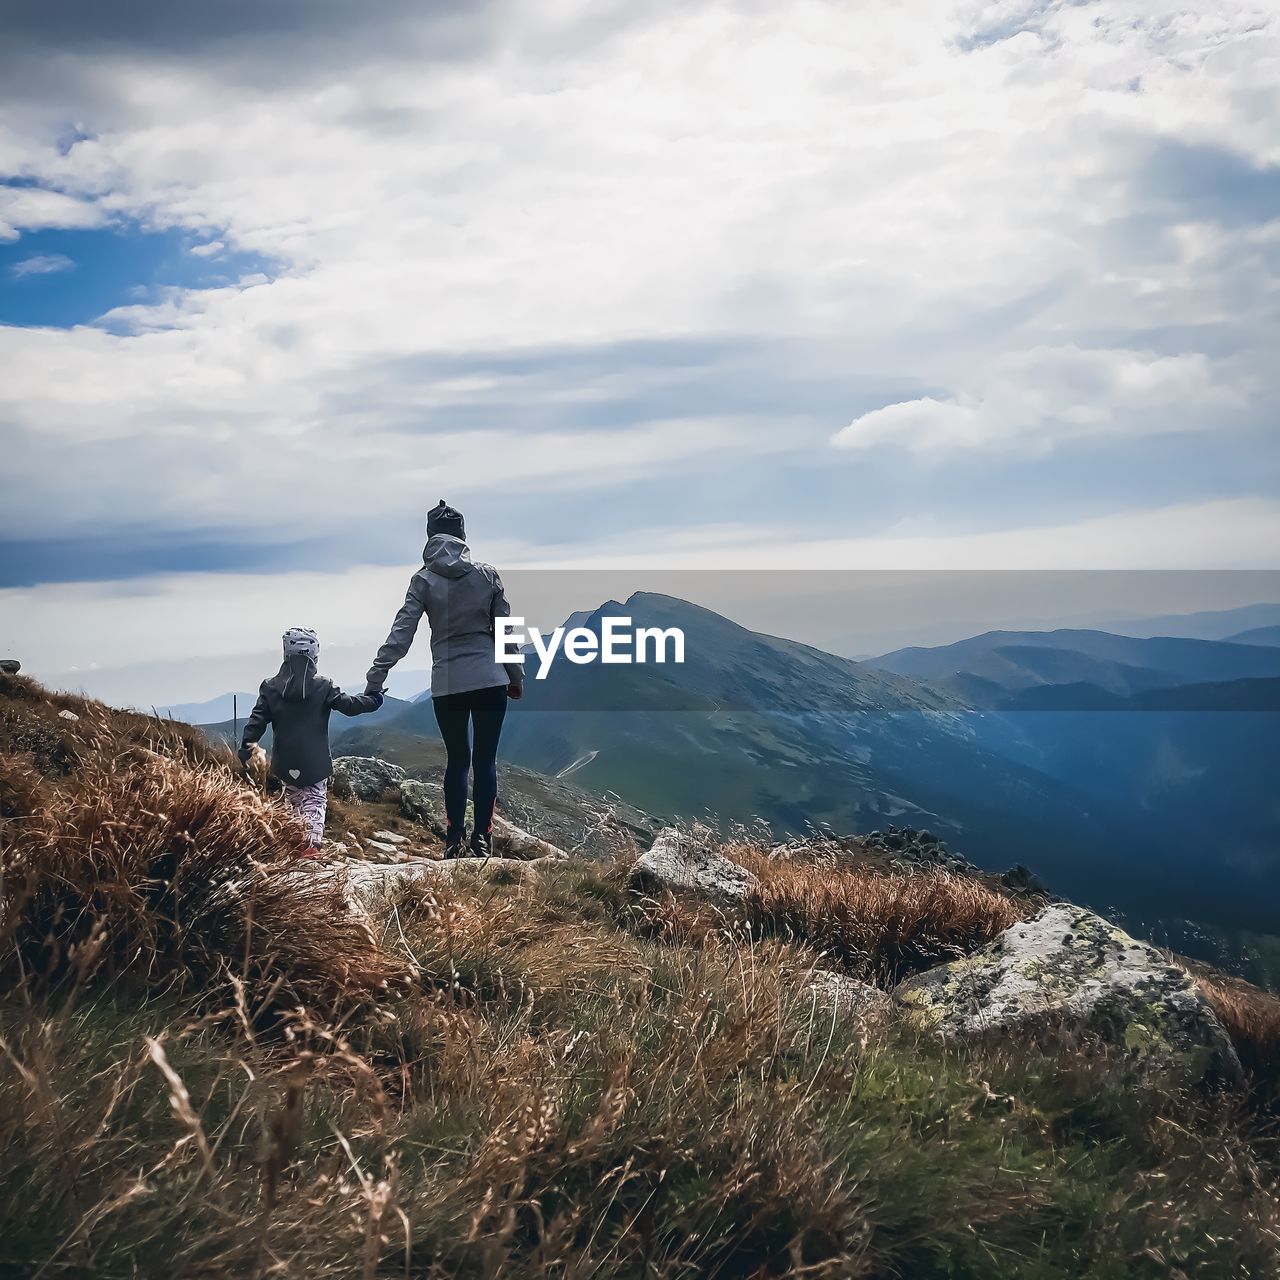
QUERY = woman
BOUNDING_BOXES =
[365,500,523,858]
[239,627,384,856]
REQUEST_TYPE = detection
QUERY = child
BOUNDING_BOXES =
[238,628,384,857]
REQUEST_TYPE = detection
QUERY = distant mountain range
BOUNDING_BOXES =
[192,594,1280,953]
[159,691,258,724]
[1101,601,1280,641]
[342,594,1277,936]
[1228,625,1280,647]
[869,629,1280,709]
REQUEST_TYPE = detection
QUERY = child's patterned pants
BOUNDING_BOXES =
[282,778,328,848]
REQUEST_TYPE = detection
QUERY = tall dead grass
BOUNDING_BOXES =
[636,841,1031,984]
[3,678,1280,1277]
[1,695,406,1014]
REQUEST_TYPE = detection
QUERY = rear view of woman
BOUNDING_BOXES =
[365,501,523,857]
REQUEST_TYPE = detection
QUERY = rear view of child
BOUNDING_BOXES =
[238,628,384,856]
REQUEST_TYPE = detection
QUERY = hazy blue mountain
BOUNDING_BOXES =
[870,629,1280,702]
[1228,625,1280,648]
[998,676,1280,712]
[158,691,257,723]
[1102,602,1280,641]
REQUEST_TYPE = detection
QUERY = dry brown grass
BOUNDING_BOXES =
[730,843,1030,982]
[1,680,407,1015]
[4,676,1280,1278]
[1195,970,1280,1083]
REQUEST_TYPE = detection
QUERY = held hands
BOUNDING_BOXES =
[367,691,386,710]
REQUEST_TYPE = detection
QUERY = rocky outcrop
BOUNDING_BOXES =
[0,660,20,676]
[895,903,1242,1084]
[862,826,981,876]
[999,864,1048,896]
[628,828,759,903]
[333,756,406,801]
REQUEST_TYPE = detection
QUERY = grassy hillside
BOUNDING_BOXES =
[3,674,1280,1277]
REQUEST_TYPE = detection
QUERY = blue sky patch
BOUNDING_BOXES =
[0,207,278,329]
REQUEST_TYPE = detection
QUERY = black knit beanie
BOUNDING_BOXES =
[426,499,465,540]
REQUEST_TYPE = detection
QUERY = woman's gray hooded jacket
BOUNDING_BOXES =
[240,654,381,787]
[366,535,523,698]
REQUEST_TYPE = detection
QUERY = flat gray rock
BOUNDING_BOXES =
[628,828,759,903]
[895,903,1241,1085]
[315,854,559,912]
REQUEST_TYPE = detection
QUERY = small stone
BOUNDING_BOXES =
[628,828,759,903]
[807,971,892,1024]
[58,709,80,721]
[372,830,409,844]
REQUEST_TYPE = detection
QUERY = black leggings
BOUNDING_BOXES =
[431,684,508,838]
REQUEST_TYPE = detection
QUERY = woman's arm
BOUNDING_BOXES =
[491,570,524,693]
[365,576,426,693]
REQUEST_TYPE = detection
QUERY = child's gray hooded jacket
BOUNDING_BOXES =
[240,655,381,787]
[366,535,523,697]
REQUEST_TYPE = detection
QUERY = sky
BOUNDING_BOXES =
[1,0,1278,704]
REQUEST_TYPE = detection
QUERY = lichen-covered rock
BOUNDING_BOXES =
[807,971,893,1024]
[628,828,759,903]
[333,756,406,801]
[894,903,1241,1085]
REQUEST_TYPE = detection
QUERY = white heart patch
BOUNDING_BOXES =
[288,769,300,779]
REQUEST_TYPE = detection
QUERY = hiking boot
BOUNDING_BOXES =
[443,826,467,859]
[470,830,493,860]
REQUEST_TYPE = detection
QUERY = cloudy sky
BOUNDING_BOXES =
[1,0,1278,702]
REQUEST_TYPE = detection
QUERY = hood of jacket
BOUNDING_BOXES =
[423,535,474,579]
[267,653,318,702]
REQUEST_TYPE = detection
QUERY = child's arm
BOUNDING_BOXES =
[327,684,385,718]
[237,684,271,761]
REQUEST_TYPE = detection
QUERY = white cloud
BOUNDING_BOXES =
[11,251,74,277]
[833,346,1250,454]
[0,0,1276,579]
[0,185,106,240]
[189,239,224,257]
